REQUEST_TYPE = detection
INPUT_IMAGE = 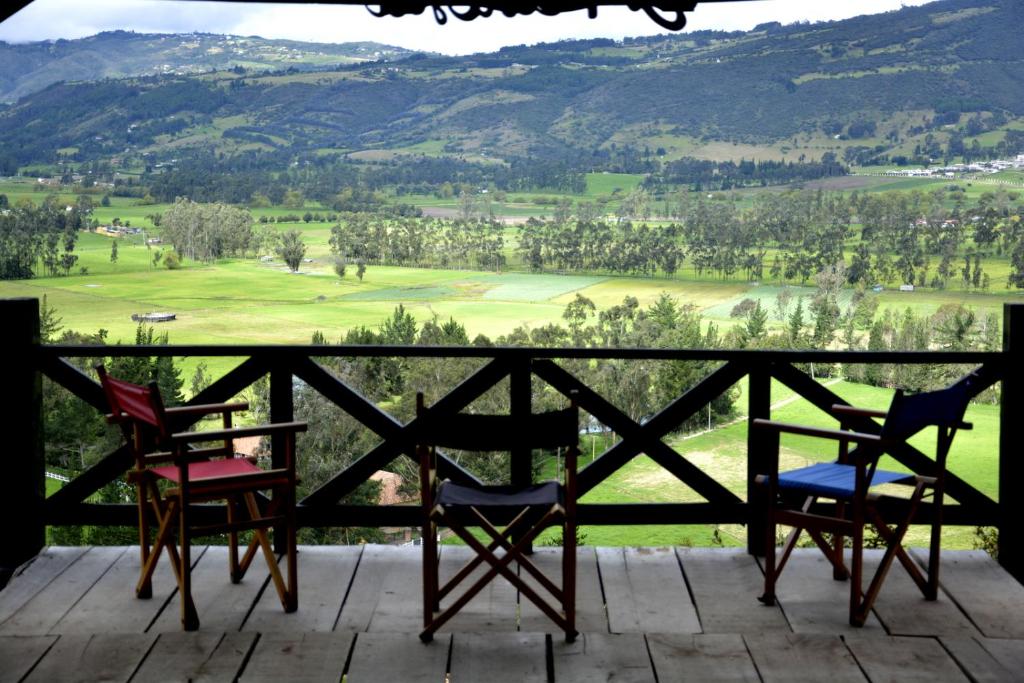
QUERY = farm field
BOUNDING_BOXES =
[11,230,1024,354]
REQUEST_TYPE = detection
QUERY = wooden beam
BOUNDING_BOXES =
[301,358,508,507]
[747,366,771,556]
[38,355,107,411]
[42,444,133,512]
[535,360,743,503]
[1,298,44,571]
[1000,304,1024,581]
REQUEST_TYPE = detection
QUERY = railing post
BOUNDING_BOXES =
[1,298,45,576]
[1000,304,1024,581]
[747,365,771,556]
[270,359,294,552]
[510,355,532,488]
[510,354,532,549]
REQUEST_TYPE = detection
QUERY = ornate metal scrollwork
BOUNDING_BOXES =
[366,2,702,31]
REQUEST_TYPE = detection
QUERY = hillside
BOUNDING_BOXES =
[1,0,1022,171]
[0,30,413,103]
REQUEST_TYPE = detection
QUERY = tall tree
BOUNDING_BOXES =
[277,230,306,272]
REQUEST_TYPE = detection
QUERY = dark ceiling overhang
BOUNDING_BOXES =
[1,1,752,33]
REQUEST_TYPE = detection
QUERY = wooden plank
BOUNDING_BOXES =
[597,547,699,634]
[743,633,867,683]
[913,549,1024,639]
[677,547,788,634]
[131,632,256,682]
[646,633,760,682]
[24,632,156,683]
[436,544,517,633]
[0,547,88,625]
[0,635,57,683]
[860,549,978,638]
[519,547,606,633]
[550,632,655,682]
[243,545,360,632]
[844,634,970,682]
[939,637,1017,683]
[449,632,547,683]
[975,638,1024,677]
[763,549,883,634]
[335,544,421,633]
[0,546,125,636]
[151,546,269,633]
[239,631,352,683]
[53,544,186,634]
[346,632,448,683]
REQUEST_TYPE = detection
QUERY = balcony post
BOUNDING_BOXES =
[1000,304,1024,581]
[1,298,45,576]
[510,355,532,489]
[747,366,771,556]
[270,359,294,553]
[510,355,532,549]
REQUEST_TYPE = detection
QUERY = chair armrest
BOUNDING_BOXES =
[831,404,887,419]
[170,421,308,443]
[165,402,249,416]
[752,419,883,445]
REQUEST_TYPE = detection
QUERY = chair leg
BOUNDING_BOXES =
[759,487,778,606]
[138,496,177,595]
[832,500,848,581]
[136,480,152,599]
[422,515,439,637]
[178,496,199,631]
[284,485,298,613]
[243,492,291,611]
[563,518,577,643]
[421,509,570,642]
[228,496,241,583]
[926,484,943,601]
[849,510,864,626]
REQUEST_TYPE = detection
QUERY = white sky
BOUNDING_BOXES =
[0,0,940,55]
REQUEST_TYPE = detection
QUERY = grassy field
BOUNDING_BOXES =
[7,224,1024,377]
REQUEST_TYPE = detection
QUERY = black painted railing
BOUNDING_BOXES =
[4,297,1022,583]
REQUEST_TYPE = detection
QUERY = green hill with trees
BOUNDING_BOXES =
[1,0,1023,179]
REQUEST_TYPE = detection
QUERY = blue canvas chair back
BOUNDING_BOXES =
[880,376,974,443]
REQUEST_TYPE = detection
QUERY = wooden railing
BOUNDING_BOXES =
[4,297,1023,583]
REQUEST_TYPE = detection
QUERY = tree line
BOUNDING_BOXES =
[516,187,1024,289]
[329,215,506,272]
[0,196,88,279]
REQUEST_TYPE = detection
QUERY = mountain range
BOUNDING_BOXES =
[1,0,1022,170]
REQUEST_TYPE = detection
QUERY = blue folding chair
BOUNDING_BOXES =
[754,376,975,626]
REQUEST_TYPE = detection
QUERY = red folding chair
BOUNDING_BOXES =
[97,364,306,630]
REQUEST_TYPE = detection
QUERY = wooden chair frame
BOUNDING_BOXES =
[96,364,306,631]
[755,385,971,627]
[417,392,579,643]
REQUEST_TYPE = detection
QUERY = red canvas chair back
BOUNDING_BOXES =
[97,366,168,435]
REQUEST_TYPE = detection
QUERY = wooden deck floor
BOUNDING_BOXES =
[2,545,1024,682]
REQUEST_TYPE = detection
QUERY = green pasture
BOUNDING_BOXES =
[584,172,644,197]
[9,229,1024,376]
